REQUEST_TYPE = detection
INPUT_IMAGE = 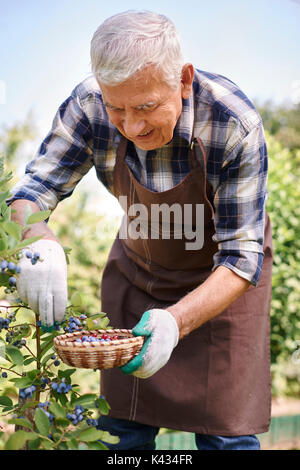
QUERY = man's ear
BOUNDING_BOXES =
[181,63,194,99]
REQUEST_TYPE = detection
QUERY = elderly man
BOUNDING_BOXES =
[9,11,273,450]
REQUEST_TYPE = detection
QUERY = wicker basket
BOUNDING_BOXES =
[54,329,144,370]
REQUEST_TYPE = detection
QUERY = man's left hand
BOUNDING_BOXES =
[120,309,179,379]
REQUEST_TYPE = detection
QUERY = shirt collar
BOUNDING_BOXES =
[172,86,195,146]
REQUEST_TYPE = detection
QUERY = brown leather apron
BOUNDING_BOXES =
[100,136,273,436]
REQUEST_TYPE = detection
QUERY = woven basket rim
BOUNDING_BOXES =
[54,329,143,349]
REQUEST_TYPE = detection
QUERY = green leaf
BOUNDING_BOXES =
[27,369,39,381]
[13,236,42,252]
[0,190,11,206]
[2,220,22,240]
[73,393,97,407]
[10,376,33,388]
[24,204,33,225]
[34,408,50,436]
[54,417,70,428]
[48,402,65,419]
[6,345,24,366]
[28,438,41,450]
[58,368,76,379]
[41,352,57,366]
[8,417,34,430]
[1,202,11,221]
[18,324,32,338]
[70,292,83,308]
[57,393,68,407]
[38,338,55,360]
[20,400,39,412]
[58,441,69,450]
[0,237,7,251]
[78,427,107,442]
[23,357,36,366]
[67,438,79,450]
[0,396,13,407]
[87,441,109,450]
[100,430,120,445]
[4,430,35,450]
[96,397,111,416]
[26,210,51,225]
[86,313,110,330]
[40,438,55,450]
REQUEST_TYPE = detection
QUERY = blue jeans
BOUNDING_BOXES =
[97,416,261,450]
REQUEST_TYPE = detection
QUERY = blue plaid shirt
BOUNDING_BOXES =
[8,69,268,286]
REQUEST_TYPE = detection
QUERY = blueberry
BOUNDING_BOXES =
[54,360,60,366]
[58,383,67,393]
[20,385,36,399]
[15,265,21,273]
[31,258,38,265]
[51,382,58,390]
[1,260,8,270]
[2,372,7,378]
[7,262,16,272]
[33,252,40,259]
[8,277,17,287]
[41,377,49,389]
[50,354,56,360]
[25,251,32,259]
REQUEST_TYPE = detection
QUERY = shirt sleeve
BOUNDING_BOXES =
[6,91,94,212]
[211,122,268,286]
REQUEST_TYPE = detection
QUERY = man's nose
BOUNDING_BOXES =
[123,114,146,137]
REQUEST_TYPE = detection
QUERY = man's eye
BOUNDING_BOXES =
[105,105,123,112]
[138,105,156,111]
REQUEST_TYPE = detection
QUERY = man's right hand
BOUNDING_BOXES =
[17,239,68,331]
[10,200,68,330]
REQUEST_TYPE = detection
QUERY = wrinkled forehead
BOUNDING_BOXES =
[99,66,176,107]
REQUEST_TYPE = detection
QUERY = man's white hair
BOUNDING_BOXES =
[90,10,184,89]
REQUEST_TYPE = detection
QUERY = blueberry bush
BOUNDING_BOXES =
[0,157,119,450]
[266,132,300,395]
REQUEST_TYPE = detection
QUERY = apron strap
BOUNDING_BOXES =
[193,137,215,220]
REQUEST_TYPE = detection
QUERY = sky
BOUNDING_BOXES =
[0,0,300,214]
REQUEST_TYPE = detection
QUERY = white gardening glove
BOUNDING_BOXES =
[16,240,68,332]
[120,309,179,379]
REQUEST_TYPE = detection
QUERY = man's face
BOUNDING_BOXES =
[99,64,194,150]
